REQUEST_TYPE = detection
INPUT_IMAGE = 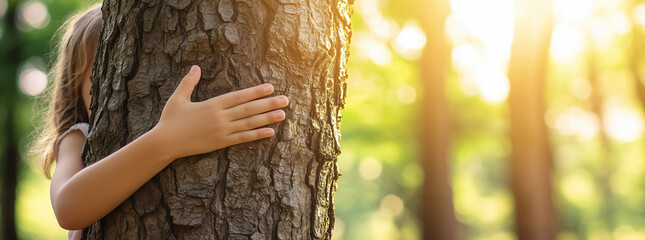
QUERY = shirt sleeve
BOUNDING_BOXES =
[53,123,90,162]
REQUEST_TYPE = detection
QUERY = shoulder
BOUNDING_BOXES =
[54,123,89,161]
[57,130,85,160]
[69,123,89,138]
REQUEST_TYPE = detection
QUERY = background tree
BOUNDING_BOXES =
[1,4,20,238]
[417,0,459,239]
[81,0,353,238]
[586,34,615,235]
[507,0,555,238]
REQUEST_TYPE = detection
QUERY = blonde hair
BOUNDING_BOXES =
[31,4,103,179]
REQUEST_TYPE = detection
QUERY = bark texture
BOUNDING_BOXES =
[82,0,353,239]
[417,0,459,239]
[507,0,556,239]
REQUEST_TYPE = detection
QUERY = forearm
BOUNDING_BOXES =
[52,128,173,230]
[51,69,288,230]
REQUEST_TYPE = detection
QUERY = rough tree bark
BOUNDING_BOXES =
[417,0,459,239]
[507,0,555,239]
[81,0,353,239]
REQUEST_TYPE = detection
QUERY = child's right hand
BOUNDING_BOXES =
[151,65,289,160]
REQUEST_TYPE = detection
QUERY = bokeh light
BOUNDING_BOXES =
[392,21,426,60]
[554,106,600,141]
[602,101,644,142]
[633,3,645,29]
[380,194,404,217]
[17,0,50,31]
[0,0,7,19]
[396,83,417,104]
[570,78,592,100]
[359,157,383,180]
[18,57,48,96]
[550,23,586,63]
[560,170,598,208]
[474,66,510,104]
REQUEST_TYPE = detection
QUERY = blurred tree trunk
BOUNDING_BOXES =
[507,0,556,239]
[1,3,21,240]
[417,0,459,239]
[1,90,18,240]
[82,0,353,239]
[586,38,615,235]
[631,2,645,120]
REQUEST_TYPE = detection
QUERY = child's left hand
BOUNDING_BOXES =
[151,65,289,160]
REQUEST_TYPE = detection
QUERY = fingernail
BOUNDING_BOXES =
[264,84,273,93]
[190,65,198,74]
[265,128,275,136]
[280,96,288,105]
[274,110,285,118]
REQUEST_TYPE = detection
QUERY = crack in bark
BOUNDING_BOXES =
[259,0,277,61]
[220,147,231,239]
[157,175,178,238]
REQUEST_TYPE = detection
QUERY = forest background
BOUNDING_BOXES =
[3,0,645,239]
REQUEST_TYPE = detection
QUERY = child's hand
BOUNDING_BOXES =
[151,65,288,160]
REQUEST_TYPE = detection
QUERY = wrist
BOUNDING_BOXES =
[144,126,176,165]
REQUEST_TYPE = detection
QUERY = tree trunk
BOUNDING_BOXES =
[81,0,353,239]
[1,3,22,240]
[631,2,645,120]
[1,87,18,240]
[417,0,459,239]
[586,37,614,236]
[507,0,556,239]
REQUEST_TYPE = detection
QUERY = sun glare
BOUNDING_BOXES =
[633,3,645,29]
[448,0,514,104]
[450,0,514,53]
[550,23,586,63]
[553,0,592,23]
[392,21,426,60]
[475,67,510,104]
[358,0,398,41]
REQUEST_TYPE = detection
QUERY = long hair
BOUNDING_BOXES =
[31,4,103,179]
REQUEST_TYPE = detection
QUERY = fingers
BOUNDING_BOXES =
[170,65,201,102]
[210,84,274,109]
[230,110,285,132]
[226,95,289,120]
[228,128,275,145]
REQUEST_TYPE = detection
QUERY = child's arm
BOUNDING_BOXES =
[50,65,288,230]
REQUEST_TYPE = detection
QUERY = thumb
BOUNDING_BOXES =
[171,65,201,102]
